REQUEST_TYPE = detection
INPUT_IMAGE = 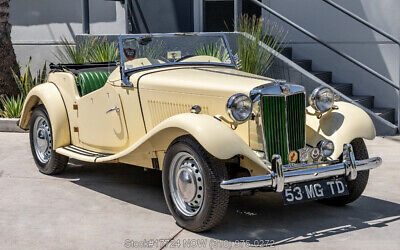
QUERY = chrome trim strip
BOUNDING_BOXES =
[283,159,339,172]
[284,94,290,160]
[220,144,382,191]
[250,82,305,102]
[258,97,269,162]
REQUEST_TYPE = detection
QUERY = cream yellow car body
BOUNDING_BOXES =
[19,62,376,176]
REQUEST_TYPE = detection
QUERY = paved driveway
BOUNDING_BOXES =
[0,132,399,250]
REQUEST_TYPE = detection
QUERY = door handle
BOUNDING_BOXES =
[106,106,120,114]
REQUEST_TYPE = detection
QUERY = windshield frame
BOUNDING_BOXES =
[118,33,237,86]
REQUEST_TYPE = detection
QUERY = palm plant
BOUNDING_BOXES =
[0,0,20,98]
[11,57,47,99]
[0,95,23,118]
[55,37,119,64]
[238,14,287,75]
[88,38,119,62]
[55,37,92,64]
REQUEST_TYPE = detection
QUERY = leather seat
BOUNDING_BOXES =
[77,71,111,96]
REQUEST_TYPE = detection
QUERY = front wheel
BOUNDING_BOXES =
[162,136,229,232]
[319,138,370,206]
[29,106,69,175]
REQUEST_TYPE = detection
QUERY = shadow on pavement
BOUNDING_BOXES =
[203,193,400,246]
[56,161,400,246]
[55,161,168,214]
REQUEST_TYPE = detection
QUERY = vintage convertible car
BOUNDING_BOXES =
[19,33,381,232]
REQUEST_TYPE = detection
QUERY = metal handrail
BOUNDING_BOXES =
[321,0,400,128]
[322,0,400,45]
[248,0,399,90]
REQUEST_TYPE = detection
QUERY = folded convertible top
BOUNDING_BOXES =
[49,61,118,74]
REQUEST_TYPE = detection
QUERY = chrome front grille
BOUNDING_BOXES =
[261,92,306,165]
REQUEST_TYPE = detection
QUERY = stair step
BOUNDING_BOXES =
[281,47,292,59]
[311,71,332,83]
[330,83,353,96]
[371,108,396,123]
[294,59,312,71]
[350,95,374,109]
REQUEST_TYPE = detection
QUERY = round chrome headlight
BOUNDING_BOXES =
[226,93,253,123]
[310,86,335,113]
[317,139,335,158]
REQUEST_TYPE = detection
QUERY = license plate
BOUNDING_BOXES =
[282,178,349,205]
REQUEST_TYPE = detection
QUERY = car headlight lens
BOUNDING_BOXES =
[317,139,335,158]
[226,93,253,123]
[310,87,335,113]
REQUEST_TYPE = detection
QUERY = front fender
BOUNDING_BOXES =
[19,83,70,148]
[99,113,267,171]
[306,101,376,159]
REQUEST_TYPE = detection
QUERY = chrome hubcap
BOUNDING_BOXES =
[33,116,52,164]
[170,152,204,216]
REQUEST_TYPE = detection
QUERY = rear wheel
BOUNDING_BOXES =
[162,136,229,232]
[319,138,369,206]
[29,106,68,175]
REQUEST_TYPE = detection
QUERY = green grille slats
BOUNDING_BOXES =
[287,93,306,151]
[262,96,289,165]
[261,93,306,165]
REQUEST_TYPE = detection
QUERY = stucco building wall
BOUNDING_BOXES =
[261,0,399,120]
[9,0,126,72]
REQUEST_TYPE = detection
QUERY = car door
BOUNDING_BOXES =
[76,84,129,153]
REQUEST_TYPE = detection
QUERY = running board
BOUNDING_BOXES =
[56,145,114,163]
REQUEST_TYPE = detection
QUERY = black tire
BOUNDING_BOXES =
[162,136,229,232]
[29,105,69,175]
[319,138,369,206]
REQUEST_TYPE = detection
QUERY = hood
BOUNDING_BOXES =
[134,66,274,97]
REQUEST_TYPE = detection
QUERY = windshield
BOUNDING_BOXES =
[119,34,236,72]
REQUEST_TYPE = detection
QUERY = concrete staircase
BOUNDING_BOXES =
[282,47,396,124]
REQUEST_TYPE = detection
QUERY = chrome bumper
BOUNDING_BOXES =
[220,144,382,192]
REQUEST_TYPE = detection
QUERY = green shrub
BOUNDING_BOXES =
[88,38,119,62]
[0,95,24,118]
[134,40,165,60]
[12,57,47,99]
[238,14,287,75]
[55,37,91,64]
[195,43,230,62]
[55,37,119,64]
